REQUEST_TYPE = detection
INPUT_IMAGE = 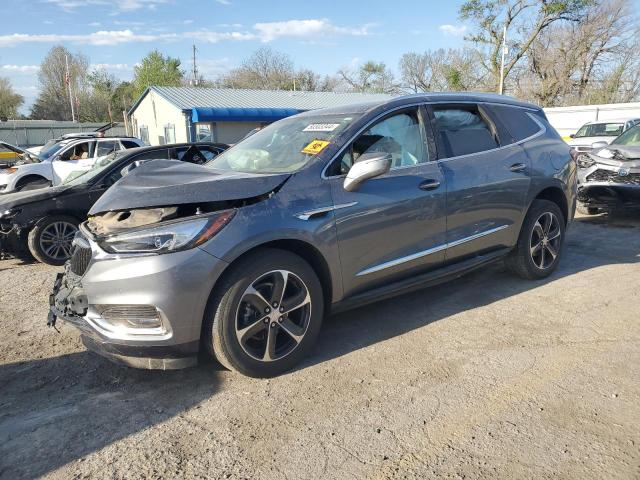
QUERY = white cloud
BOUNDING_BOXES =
[91,63,132,71]
[438,24,467,36]
[215,0,231,4]
[183,19,194,25]
[0,19,375,48]
[0,64,39,73]
[0,30,177,47]
[253,18,373,42]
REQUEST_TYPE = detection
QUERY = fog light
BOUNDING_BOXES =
[96,305,162,329]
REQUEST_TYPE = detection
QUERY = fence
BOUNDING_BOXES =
[0,120,129,147]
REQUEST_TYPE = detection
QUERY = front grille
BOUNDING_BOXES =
[586,169,640,185]
[69,245,92,276]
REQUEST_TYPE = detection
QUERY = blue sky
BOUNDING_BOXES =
[0,0,470,113]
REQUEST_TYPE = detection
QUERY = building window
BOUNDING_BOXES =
[139,125,149,145]
[164,124,176,144]
[196,123,216,142]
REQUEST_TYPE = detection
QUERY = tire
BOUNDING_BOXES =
[506,199,565,280]
[203,248,324,378]
[16,177,51,192]
[27,215,79,265]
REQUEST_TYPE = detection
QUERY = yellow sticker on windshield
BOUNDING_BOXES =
[302,139,330,155]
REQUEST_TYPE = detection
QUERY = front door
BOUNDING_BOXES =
[51,140,96,184]
[327,107,447,297]
[427,103,531,261]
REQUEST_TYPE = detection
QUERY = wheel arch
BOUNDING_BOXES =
[532,186,569,224]
[15,174,50,188]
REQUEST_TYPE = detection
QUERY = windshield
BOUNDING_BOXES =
[574,122,624,138]
[205,113,361,173]
[63,151,122,185]
[39,139,66,160]
[611,125,640,146]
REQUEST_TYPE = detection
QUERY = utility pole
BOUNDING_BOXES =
[65,54,76,122]
[191,44,199,86]
[498,25,508,95]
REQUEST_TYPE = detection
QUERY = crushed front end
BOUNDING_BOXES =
[47,219,229,370]
[577,147,640,211]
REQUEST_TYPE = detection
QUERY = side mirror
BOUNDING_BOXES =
[591,141,608,150]
[343,153,392,192]
[569,133,576,139]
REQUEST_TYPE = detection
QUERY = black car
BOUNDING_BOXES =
[0,142,227,265]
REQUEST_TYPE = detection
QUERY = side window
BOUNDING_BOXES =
[96,140,119,157]
[432,107,498,158]
[102,168,124,187]
[489,105,542,143]
[139,126,149,145]
[59,141,92,161]
[199,146,221,161]
[121,140,140,149]
[332,110,427,176]
[164,124,176,144]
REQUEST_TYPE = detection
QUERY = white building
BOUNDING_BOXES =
[128,86,393,145]
[544,101,640,139]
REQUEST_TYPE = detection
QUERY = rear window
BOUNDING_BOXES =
[433,107,498,158]
[490,105,542,142]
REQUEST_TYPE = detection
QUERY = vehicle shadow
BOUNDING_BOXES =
[301,213,640,370]
[0,351,221,479]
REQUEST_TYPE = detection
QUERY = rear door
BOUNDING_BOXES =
[426,103,531,262]
[327,106,447,296]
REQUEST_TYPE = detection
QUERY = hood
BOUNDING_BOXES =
[89,159,291,214]
[594,145,640,160]
[0,185,71,210]
[568,136,612,147]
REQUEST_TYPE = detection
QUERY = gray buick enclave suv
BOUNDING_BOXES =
[49,93,577,377]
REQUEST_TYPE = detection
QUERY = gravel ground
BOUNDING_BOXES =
[1,212,639,479]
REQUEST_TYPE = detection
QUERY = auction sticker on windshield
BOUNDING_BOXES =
[303,123,340,132]
[302,140,330,155]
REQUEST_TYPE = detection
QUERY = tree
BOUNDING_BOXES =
[399,48,488,92]
[0,77,23,119]
[30,45,89,120]
[338,61,399,94]
[460,0,594,91]
[79,68,119,122]
[219,47,296,90]
[518,0,638,105]
[132,50,183,99]
[111,81,137,119]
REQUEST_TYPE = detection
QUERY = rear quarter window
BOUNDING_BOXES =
[489,105,542,142]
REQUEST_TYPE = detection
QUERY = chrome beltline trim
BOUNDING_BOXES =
[356,224,509,276]
[295,202,358,221]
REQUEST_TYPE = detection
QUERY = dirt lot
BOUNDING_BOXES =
[1,212,639,479]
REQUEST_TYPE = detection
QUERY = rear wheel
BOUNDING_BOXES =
[506,199,565,280]
[204,249,324,378]
[27,215,78,265]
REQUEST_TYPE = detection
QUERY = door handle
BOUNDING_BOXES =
[509,163,527,173]
[418,179,441,190]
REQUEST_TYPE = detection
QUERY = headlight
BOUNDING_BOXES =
[0,208,21,219]
[98,210,235,254]
[576,154,595,169]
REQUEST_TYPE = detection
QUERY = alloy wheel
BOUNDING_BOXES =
[235,270,312,362]
[530,211,561,270]
[39,221,77,261]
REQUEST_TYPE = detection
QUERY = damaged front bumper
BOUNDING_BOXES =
[48,228,229,370]
[577,161,640,209]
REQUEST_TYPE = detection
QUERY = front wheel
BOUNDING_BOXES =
[27,215,78,265]
[16,177,51,192]
[204,249,324,378]
[506,199,565,280]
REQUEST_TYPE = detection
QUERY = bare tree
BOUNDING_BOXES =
[399,48,489,92]
[460,0,593,91]
[338,61,399,94]
[219,47,296,90]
